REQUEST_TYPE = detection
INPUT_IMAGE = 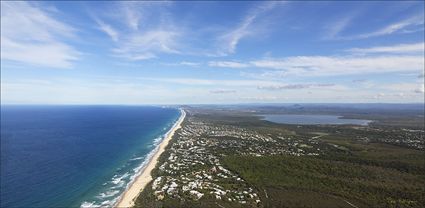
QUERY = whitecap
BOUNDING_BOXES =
[97,190,120,199]
[129,156,144,161]
[83,110,185,208]
[111,172,130,185]
[100,200,111,206]
[80,201,99,208]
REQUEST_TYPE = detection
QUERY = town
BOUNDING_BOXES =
[135,107,424,208]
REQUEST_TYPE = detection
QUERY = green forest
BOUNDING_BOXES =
[223,141,425,208]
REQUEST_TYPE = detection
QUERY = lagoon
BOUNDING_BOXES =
[261,114,371,125]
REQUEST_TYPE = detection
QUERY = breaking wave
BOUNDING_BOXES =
[79,111,182,208]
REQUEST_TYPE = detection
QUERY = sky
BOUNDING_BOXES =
[1,1,424,104]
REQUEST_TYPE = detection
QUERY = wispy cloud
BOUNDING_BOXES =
[216,2,284,55]
[352,79,368,83]
[92,2,181,61]
[257,83,335,90]
[122,2,143,30]
[251,55,423,76]
[204,41,424,77]
[344,14,424,40]
[238,96,278,101]
[1,1,80,68]
[1,78,179,104]
[91,2,285,59]
[210,89,237,94]
[142,77,283,87]
[347,42,424,54]
[414,85,424,94]
[208,61,249,68]
[323,15,355,39]
[177,61,200,67]
[162,61,201,67]
[93,17,119,42]
[113,29,181,60]
[382,83,425,94]
[210,54,423,77]
[258,84,309,90]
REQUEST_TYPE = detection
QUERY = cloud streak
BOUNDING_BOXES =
[93,17,119,42]
[93,2,181,61]
[257,83,335,90]
[208,61,249,68]
[347,42,424,54]
[251,55,423,76]
[323,15,355,39]
[414,85,424,94]
[211,54,423,77]
[216,1,284,55]
[210,89,237,94]
[1,1,80,68]
[113,30,181,60]
[91,2,285,60]
[343,14,424,40]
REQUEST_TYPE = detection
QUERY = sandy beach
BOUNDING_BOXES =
[115,109,186,208]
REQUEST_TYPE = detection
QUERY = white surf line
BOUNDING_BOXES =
[114,109,186,208]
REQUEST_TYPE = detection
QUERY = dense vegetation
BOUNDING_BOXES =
[223,141,425,208]
[134,105,424,208]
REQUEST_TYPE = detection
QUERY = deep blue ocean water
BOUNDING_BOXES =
[0,105,180,208]
[261,114,371,125]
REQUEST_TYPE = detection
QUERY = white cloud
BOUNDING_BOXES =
[3,77,423,104]
[347,42,424,54]
[93,2,181,61]
[206,42,424,77]
[250,55,424,76]
[373,93,386,99]
[217,15,255,55]
[1,1,80,68]
[352,79,368,83]
[162,61,200,67]
[238,96,278,101]
[208,61,249,68]
[93,17,119,42]
[258,84,309,90]
[210,89,237,94]
[380,83,425,95]
[1,78,187,104]
[323,15,354,39]
[113,29,181,60]
[345,14,424,39]
[92,2,284,59]
[178,61,200,67]
[122,2,143,30]
[1,38,80,68]
[257,84,335,90]
[414,85,424,94]
[142,77,283,87]
[216,2,284,55]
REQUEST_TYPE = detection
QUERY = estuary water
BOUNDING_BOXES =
[261,114,371,125]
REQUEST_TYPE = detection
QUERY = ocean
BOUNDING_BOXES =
[0,105,180,208]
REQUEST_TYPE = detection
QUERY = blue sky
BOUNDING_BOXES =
[1,1,424,104]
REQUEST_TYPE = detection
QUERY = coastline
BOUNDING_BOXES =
[115,108,186,208]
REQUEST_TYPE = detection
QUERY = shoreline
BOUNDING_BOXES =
[115,109,186,208]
